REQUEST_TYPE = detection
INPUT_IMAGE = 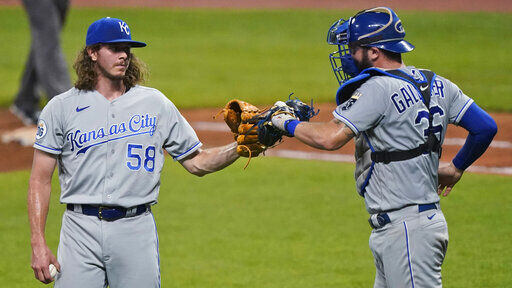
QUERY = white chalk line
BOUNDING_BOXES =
[192,122,231,132]
[265,149,512,176]
[191,121,512,176]
[443,137,512,149]
[192,122,511,149]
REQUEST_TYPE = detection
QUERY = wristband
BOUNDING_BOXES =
[284,120,301,136]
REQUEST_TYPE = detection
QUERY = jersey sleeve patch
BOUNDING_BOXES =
[340,92,361,111]
[35,119,48,140]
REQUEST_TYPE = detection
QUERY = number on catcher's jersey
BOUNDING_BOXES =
[414,105,445,137]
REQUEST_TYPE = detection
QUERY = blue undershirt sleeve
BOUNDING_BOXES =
[452,103,497,170]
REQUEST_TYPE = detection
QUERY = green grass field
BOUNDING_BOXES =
[1,158,511,287]
[0,7,511,111]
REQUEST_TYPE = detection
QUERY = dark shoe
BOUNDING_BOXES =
[9,104,39,126]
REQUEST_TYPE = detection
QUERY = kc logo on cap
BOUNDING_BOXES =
[86,17,146,48]
[118,21,130,35]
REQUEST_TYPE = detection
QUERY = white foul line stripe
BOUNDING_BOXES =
[265,149,355,163]
[443,137,512,149]
[191,122,512,149]
[192,121,230,132]
[266,149,512,176]
[191,122,512,175]
[464,165,512,175]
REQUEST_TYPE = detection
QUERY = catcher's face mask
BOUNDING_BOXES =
[327,18,360,85]
[327,7,415,85]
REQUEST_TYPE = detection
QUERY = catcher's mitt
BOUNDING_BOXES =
[257,95,319,147]
[222,99,266,158]
[222,96,318,162]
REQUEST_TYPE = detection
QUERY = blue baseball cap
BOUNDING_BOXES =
[86,17,146,47]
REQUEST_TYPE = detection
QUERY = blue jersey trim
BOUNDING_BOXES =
[34,142,62,152]
[173,141,202,161]
[333,110,360,134]
[362,132,376,152]
[359,132,376,197]
[360,162,375,197]
[151,213,161,288]
[454,99,474,124]
[404,222,416,288]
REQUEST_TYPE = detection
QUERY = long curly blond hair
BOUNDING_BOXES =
[73,44,148,91]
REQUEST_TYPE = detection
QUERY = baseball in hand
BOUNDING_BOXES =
[49,264,58,278]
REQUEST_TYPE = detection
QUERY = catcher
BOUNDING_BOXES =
[221,96,318,162]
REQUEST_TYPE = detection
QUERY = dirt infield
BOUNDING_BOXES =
[1,104,511,174]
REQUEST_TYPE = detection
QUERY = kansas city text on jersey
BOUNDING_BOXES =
[66,114,157,154]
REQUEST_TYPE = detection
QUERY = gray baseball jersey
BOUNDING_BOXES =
[333,66,473,214]
[34,85,202,207]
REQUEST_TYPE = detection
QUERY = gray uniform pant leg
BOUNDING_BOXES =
[104,212,161,288]
[369,209,449,288]
[55,210,160,288]
[54,210,108,288]
[15,0,71,112]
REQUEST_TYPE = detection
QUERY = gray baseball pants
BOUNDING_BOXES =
[54,209,160,288]
[369,204,449,288]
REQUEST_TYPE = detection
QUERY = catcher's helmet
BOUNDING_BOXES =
[327,7,414,84]
[347,7,414,53]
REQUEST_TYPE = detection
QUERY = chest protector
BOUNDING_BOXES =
[336,68,441,196]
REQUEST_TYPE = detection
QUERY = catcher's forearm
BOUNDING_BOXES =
[181,142,239,176]
[294,119,354,151]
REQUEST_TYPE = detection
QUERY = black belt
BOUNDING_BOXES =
[368,203,438,229]
[67,204,150,221]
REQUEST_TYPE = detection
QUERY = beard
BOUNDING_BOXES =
[97,62,128,81]
[354,48,373,71]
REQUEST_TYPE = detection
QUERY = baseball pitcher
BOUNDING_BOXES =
[28,17,245,287]
[269,7,497,287]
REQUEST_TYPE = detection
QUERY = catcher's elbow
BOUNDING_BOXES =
[316,137,342,151]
